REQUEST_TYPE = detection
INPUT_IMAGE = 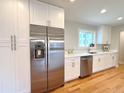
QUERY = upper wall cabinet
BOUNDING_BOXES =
[48,5,64,28]
[30,0,64,28]
[30,0,48,26]
[97,25,111,44]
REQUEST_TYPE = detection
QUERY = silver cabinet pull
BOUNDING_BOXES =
[14,35,16,51]
[11,35,14,51]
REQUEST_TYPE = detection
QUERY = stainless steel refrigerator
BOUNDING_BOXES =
[30,24,64,93]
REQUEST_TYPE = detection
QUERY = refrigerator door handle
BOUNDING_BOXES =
[45,37,48,68]
[47,37,50,66]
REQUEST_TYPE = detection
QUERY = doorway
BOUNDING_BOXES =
[119,31,124,64]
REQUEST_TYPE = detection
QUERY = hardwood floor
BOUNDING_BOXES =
[51,65,124,93]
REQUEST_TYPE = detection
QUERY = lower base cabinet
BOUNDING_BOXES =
[65,57,80,82]
[93,53,118,73]
[65,52,118,82]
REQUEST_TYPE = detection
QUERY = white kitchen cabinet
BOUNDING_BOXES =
[93,53,118,73]
[65,57,80,82]
[0,0,16,93]
[48,5,64,28]
[111,53,118,67]
[103,53,112,69]
[15,0,31,93]
[97,25,111,44]
[104,53,118,69]
[93,55,102,73]
[30,0,64,28]
[93,54,107,73]
[0,0,30,93]
[100,54,106,69]
[30,0,48,26]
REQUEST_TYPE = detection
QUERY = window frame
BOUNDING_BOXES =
[78,29,96,48]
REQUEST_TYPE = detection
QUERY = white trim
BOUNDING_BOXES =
[78,29,96,49]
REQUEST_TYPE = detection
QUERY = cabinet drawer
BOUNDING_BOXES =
[65,57,80,82]
[67,57,80,62]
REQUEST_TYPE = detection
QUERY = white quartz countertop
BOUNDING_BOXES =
[65,50,118,58]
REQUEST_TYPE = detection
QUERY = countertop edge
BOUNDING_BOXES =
[65,51,118,58]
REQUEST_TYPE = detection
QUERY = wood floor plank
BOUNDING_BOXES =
[51,65,124,93]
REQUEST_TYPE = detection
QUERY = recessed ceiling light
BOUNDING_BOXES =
[100,9,107,14]
[70,0,76,2]
[117,17,123,20]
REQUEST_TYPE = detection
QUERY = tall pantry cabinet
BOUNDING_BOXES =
[0,0,30,93]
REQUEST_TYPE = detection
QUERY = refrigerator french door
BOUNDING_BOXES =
[47,27,64,91]
[30,24,64,93]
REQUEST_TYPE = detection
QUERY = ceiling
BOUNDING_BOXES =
[39,0,124,26]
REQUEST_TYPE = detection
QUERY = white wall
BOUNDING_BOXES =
[65,20,97,50]
[111,25,124,63]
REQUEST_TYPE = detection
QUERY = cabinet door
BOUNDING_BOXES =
[103,27,111,44]
[0,0,16,93]
[0,48,15,93]
[0,0,14,42]
[48,5,64,28]
[115,53,118,67]
[30,0,48,26]
[97,54,107,71]
[65,57,80,82]
[93,55,101,73]
[103,54,110,69]
[15,46,30,93]
[71,57,80,79]
[109,54,114,68]
[93,56,97,73]
[65,58,73,82]
[111,53,118,67]
[97,26,111,44]
[105,53,115,68]
[15,0,31,93]
[16,0,30,44]
[103,30,108,44]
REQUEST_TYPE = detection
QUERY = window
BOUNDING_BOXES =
[79,30,95,47]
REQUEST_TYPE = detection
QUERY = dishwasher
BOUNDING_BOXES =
[80,56,93,78]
